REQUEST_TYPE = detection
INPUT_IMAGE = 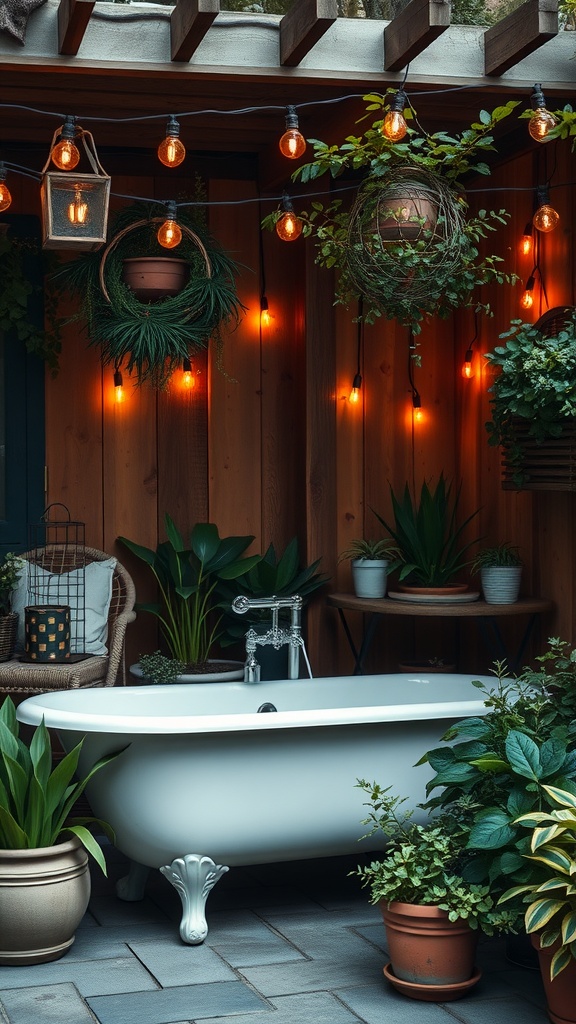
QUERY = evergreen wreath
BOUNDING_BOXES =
[55,201,244,388]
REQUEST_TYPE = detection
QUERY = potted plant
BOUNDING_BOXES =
[263,94,519,335]
[0,696,120,964]
[0,552,25,662]
[217,536,328,679]
[499,785,576,1023]
[338,538,391,599]
[471,543,523,604]
[118,514,261,680]
[352,780,509,1000]
[372,474,481,594]
[485,309,576,489]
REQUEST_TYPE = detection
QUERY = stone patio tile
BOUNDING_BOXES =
[128,937,237,985]
[199,991,364,1024]
[439,995,548,1024]
[238,948,385,996]
[87,980,267,1024]
[0,955,158,999]
[337,981,459,1024]
[208,885,311,912]
[351,923,388,952]
[89,894,172,927]
[250,914,385,961]
[0,983,96,1024]
[497,968,547,1009]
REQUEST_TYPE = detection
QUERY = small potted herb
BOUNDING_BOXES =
[471,543,522,604]
[0,552,25,662]
[338,539,391,599]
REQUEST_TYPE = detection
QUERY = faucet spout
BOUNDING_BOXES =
[231,595,304,682]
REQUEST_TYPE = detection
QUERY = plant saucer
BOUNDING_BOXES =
[383,962,482,1001]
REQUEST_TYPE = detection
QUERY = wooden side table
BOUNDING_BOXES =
[327,593,554,675]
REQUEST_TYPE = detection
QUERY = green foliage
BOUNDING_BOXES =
[118,515,261,667]
[485,315,576,485]
[0,231,61,373]
[499,785,576,978]
[138,650,186,683]
[418,640,576,923]
[0,697,120,873]
[471,543,522,573]
[0,553,24,616]
[338,538,391,561]
[372,474,480,586]
[351,781,511,932]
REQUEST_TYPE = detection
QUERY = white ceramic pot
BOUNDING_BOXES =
[351,559,388,599]
[480,566,522,604]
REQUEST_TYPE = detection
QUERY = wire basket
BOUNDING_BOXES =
[27,504,87,655]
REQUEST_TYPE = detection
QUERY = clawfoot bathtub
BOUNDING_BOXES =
[18,673,492,944]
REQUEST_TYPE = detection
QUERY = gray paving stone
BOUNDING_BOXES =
[128,937,237,985]
[87,980,268,1024]
[0,983,95,1024]
[251,914,385,961]
[439,995,548,1023]
[337,981,459,1024]
[238,948,385,996]
[199,991,364,1024]
[0,955,158,998]
[203,910,306,967]
[352,923,388,952]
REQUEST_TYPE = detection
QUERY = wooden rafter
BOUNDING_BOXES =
[280,0,338,68]
[171,0,220,63]
[384,0,450,73]
[57,0,95,56]
[484,0,558,76]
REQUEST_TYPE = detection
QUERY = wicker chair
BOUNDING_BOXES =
[0,546,136,694]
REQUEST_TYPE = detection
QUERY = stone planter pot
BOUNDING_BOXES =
[351,559,388,599]
[0,837,90,965]
[480,566,522,604]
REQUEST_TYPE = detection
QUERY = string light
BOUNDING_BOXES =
[278,106,306,160]
[182,356,194,389]
[113,365,125,403]
[67,185,89,224]
[520,222,534,258]
[157,116,186,168]
[260,295,272,328]
[51,116,80,170]
[349,372,362,403]
[0,163,12,212]
[381,89,408,142]
[520,273,535,310]
[275,194,303,242]
[461,348,474,379]
[157,201,182,248]
[528,84,557,142]
[533,186,559,233]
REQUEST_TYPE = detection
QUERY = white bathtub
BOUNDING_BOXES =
[18,673,492,943]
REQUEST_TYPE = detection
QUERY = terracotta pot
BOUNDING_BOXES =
[380,901,480,996]
[122,257,189,301]
[396,584,469,596]
[531,933,576,1024]
[0,837,91,964]
[376,189,438,242]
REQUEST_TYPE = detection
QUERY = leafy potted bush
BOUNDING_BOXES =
[0,552,25,662]
[352,780,509,1000]
[119,514,261,681]
[499,785,576,1023]
[471,543,523,604]
[338,538,391,599]
[263,94,519,335]
[373,474,481,594]
[485,309,576,489]
[0,696,120,964]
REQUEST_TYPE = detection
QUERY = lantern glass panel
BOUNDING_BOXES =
[41,172,110,250]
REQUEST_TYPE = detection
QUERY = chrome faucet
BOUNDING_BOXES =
[231,594,304,683]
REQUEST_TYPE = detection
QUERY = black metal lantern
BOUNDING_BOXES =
[27,505,87,655]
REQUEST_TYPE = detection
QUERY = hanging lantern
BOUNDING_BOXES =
[40,124,111,251]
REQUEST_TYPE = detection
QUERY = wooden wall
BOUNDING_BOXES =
[14,139,575,677]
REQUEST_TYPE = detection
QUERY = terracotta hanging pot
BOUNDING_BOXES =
[380,901,481,1001]
[121,257,190,301]
[531,934,576,1024]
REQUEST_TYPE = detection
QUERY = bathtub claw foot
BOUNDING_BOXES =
[160,854,229,944]
[116,860,151,901]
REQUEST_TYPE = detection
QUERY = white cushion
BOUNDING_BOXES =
[12,558,116,656]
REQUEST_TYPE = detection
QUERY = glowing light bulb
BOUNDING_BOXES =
[114,368,125,403]
[413,406,424,424]
[520,223,534,257]
[0,164,12,212]
[533,203,560,233]
[520,275,535,309]
[279,106,306,159]
[349,372,362,403]
[528,85,557,142]
[157,203,182,249]
[260,296,272,328]
[461,348,474,380]
[67,187,89,225]
[381,90,408,142]
[52,117,80,170]
[182,357,194,389]
[275,195,302,242]
[158,116,186,168]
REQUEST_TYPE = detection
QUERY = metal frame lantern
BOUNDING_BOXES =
[41,122,111,251]
[26,504,87,658]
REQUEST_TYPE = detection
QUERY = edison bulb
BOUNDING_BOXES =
[520,232,533,258]
[182,358,194,388]
[68,188,89,225]
[114,369,125,403]
[275,211,302,242]
[158,135,186,168]
[157,219,182,249]
[461,350,474,379]
[279,129,306,160]
[520,289,534,310]
[528,108,557,142]
[382,109,407,142]
[0,181,12,212]
[52,139,80,171]
[533,204,560,233]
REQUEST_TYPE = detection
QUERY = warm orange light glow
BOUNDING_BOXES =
[528,108,557,142]
[276,211,302,242]
[114,368,125,403]
[520,288,534,310]
[533,204,560,233]
[413,407,424,424]
[349,387,360,403]
[382,109,407,142]
[52,139,80,171]
[520,231,533,258]
[279,129,306,160]
[181,357,195,389]
[0,181,12,212]
[261,309,273,328]
[158,136,186,168]
[67,187,89,225]
[157,218,182,249]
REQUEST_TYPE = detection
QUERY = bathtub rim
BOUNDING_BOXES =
[16,673,493,735]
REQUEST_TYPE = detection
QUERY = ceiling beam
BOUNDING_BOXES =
[280,0,338,67]
[58,0,95,56]
[171,0,220,63]
[384,0,450,73]
[484,0,558,77]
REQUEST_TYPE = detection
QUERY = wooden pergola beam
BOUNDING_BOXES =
[484,0,558,77]
[280,0,338,68]
[58,0,95,56]
[384,0,450,73]
[171,0,220,63]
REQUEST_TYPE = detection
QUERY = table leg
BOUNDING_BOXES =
[336,608,381,675]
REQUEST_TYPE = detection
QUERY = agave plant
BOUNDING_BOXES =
[0,697,119,873]
[373,474,481,586]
